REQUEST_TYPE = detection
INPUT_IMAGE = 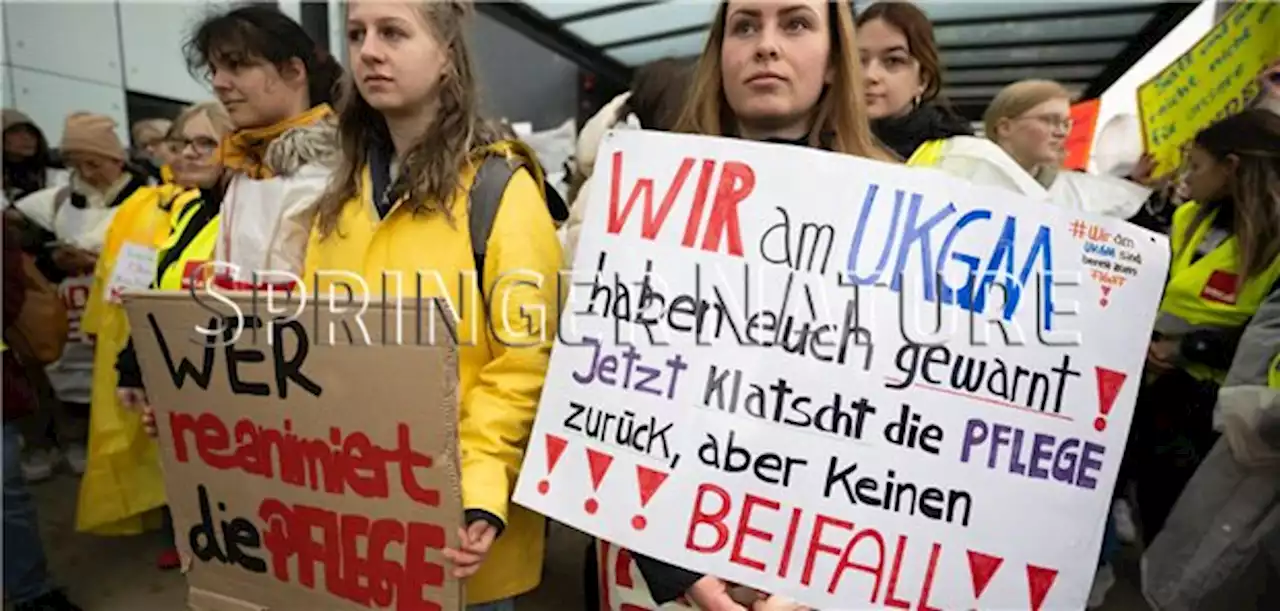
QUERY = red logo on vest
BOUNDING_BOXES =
[181,261,209,289]
[1200,270,1240,305]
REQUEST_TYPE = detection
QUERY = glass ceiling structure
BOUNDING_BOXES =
[478,1,1198,121]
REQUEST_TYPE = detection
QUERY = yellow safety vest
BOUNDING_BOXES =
[906,139,947,167]
[1160,202,1280,380]
[155,190,219,291]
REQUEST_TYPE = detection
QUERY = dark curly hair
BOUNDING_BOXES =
[184,3,343,109]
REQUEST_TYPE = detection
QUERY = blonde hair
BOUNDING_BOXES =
[131,118,173,146]
[982,79,1073,142]
[983,79,1073,185]
[317,0,501,237]
[170,101,234,140]
[675,0,895,161]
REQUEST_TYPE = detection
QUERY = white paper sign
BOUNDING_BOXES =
[514,131,1171,610]
[106,242,157,304]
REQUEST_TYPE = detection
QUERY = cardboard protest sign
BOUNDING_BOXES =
[123,292,464,611]
[1138,1,1280,177]
[514,130,1170,610]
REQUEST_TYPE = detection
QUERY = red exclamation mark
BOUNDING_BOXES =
[631,465,670,531]
[1099,285,1111,307]
[1026,564,1059,611]
[537,434,568,495]
[966,549,1004,602]
[1094,367,1127,431]
[584,448,614,515]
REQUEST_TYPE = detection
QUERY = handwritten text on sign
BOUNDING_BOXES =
[106,242,157,304]
[124,294,464,611]
[1138,1,1280,177]
[514,131,1170,610]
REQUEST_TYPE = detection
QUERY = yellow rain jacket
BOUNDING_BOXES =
[76,185,189,535]
[304,142,561,604]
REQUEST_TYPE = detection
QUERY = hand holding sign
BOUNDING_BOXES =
[750,594,810,611]
[688,576,748,611]
[443,521,500,579]
[116,386,150,412]
[1127,154,1158,188]
[517,131,1171,610]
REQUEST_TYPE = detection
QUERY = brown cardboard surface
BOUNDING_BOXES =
[122,291,464,611]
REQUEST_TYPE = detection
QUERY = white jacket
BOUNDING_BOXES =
[560,92,637,268]
[919,136,1151,219]
[216,118,338,283]
[14,172,131,252]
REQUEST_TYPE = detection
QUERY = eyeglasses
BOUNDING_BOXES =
[1020,114,1074,131]
[167,136,220,156]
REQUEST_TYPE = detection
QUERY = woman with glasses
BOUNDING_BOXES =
[909,80,1151,221]
[981,79,1075,187]
[905,80,1068,199]
[79,101,232,570]
[987,80,1153,218]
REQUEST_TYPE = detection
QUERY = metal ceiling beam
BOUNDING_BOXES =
[930,3,1157,28]
[555,1,665,25]
[947,60,1106,72]
[607,31,1129,55]
[662,57,1108,78]
[601,23,705,50]
[948,79,1090,89]
[1084,2,1199,99]
[599,3,1156,52]
[942,35,1128,52]
[475,2,632,88]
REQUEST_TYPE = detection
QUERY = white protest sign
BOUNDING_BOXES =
[514,131,1170,610]
[106,242,157,304]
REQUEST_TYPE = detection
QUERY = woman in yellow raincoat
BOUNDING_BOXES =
[304,3,564,606]
[76,102,232,543]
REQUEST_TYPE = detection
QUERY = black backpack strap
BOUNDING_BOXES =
[468,155,522,297]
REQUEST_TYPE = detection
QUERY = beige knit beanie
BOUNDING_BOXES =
[2,109,35,132]
[60,112,126,161]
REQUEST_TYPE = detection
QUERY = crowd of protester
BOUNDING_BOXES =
[2,1,1278,610]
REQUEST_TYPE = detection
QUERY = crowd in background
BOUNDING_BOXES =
[2,1,1279,611]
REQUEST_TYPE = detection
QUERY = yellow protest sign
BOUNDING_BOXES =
[1138,2,1280,177]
